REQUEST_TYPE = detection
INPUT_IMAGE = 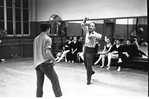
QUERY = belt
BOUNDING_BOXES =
[85,46,95,49]
[85,43,96,48]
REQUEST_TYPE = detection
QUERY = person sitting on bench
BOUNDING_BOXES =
[117,39,148,71]
[94,36,113,69]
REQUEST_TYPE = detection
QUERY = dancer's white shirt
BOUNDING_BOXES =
[81,24,102,48]
[33,33,52,68]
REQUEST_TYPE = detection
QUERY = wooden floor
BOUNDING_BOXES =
[0,58,148,98]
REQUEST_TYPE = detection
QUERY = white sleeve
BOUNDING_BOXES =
[81,23,88,33]
[96,33,102,39]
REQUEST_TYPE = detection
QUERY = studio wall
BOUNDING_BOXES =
[34,0,147,21]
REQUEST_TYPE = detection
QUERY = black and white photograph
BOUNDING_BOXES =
[0,0,148,98]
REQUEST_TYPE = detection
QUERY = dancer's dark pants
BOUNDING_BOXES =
[84,47,95,82]
[35,62,62,97]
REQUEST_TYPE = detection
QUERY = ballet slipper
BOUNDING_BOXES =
[94,63,97,65]
[106,64,110,67]
[56,60,60,63]
[107,66,110,70]
[65,60,67,62]
[100,65,104,68]
[117,66,121,71]
[118,58,122,63]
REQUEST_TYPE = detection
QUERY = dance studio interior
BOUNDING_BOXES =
[0,0,148,98]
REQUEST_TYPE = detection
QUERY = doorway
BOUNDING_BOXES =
[105,23,115,39]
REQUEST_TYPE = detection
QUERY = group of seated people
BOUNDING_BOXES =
[55,35,148,72]
[94,36,148,71]
[55,36,83,63]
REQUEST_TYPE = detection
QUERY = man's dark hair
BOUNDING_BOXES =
[117,38,124,43]
[66,36,70,40]
[40,23,49,32]
[90,22,97,27]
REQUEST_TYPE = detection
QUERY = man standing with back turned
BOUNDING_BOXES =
[81,17,102,85]
[34,23,62,97]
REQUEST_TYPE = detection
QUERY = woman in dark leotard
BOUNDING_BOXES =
[94,36,113,69]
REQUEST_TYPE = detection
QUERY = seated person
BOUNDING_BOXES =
[108,38,124,71]
[77,36,84,52]
[94,36,113,69]
[77,44,85,62]
[130,37,140,47]
[71,36,80,63]
[77,36,84,62]
[56,37,72,62]
[138,38,148,46]
[55,52,62,61]
[117,39,148,71]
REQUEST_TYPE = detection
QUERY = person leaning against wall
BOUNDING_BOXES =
[0,40,5,62]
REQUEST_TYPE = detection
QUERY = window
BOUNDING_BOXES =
[1,0,30,37]
[7,22,13,35]
[6,0,13,35]
[0,21,4,30]
[7,8,13,20]
[15,8,21,21]
[23,0,28,8]
[23,0,29,36]
[23,9,28,21]
[23,22,29,34]
[15,0,21,8]
[0,0,4,30]
[0,0,4,6]
[0,7,4,20]
[6,0,12,7]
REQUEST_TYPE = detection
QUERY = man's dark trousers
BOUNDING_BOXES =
[36,62,62,97]
[84,47,95,83]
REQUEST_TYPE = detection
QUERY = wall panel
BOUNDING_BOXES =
[35,0,147,21]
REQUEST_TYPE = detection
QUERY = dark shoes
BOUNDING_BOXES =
[92,71,95,75]
[87,81,91,85]
[86,71,95,85]
[56,94,63,97]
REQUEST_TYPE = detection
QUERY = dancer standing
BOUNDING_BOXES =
[34,23,62,97]
[81,17,102,85]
